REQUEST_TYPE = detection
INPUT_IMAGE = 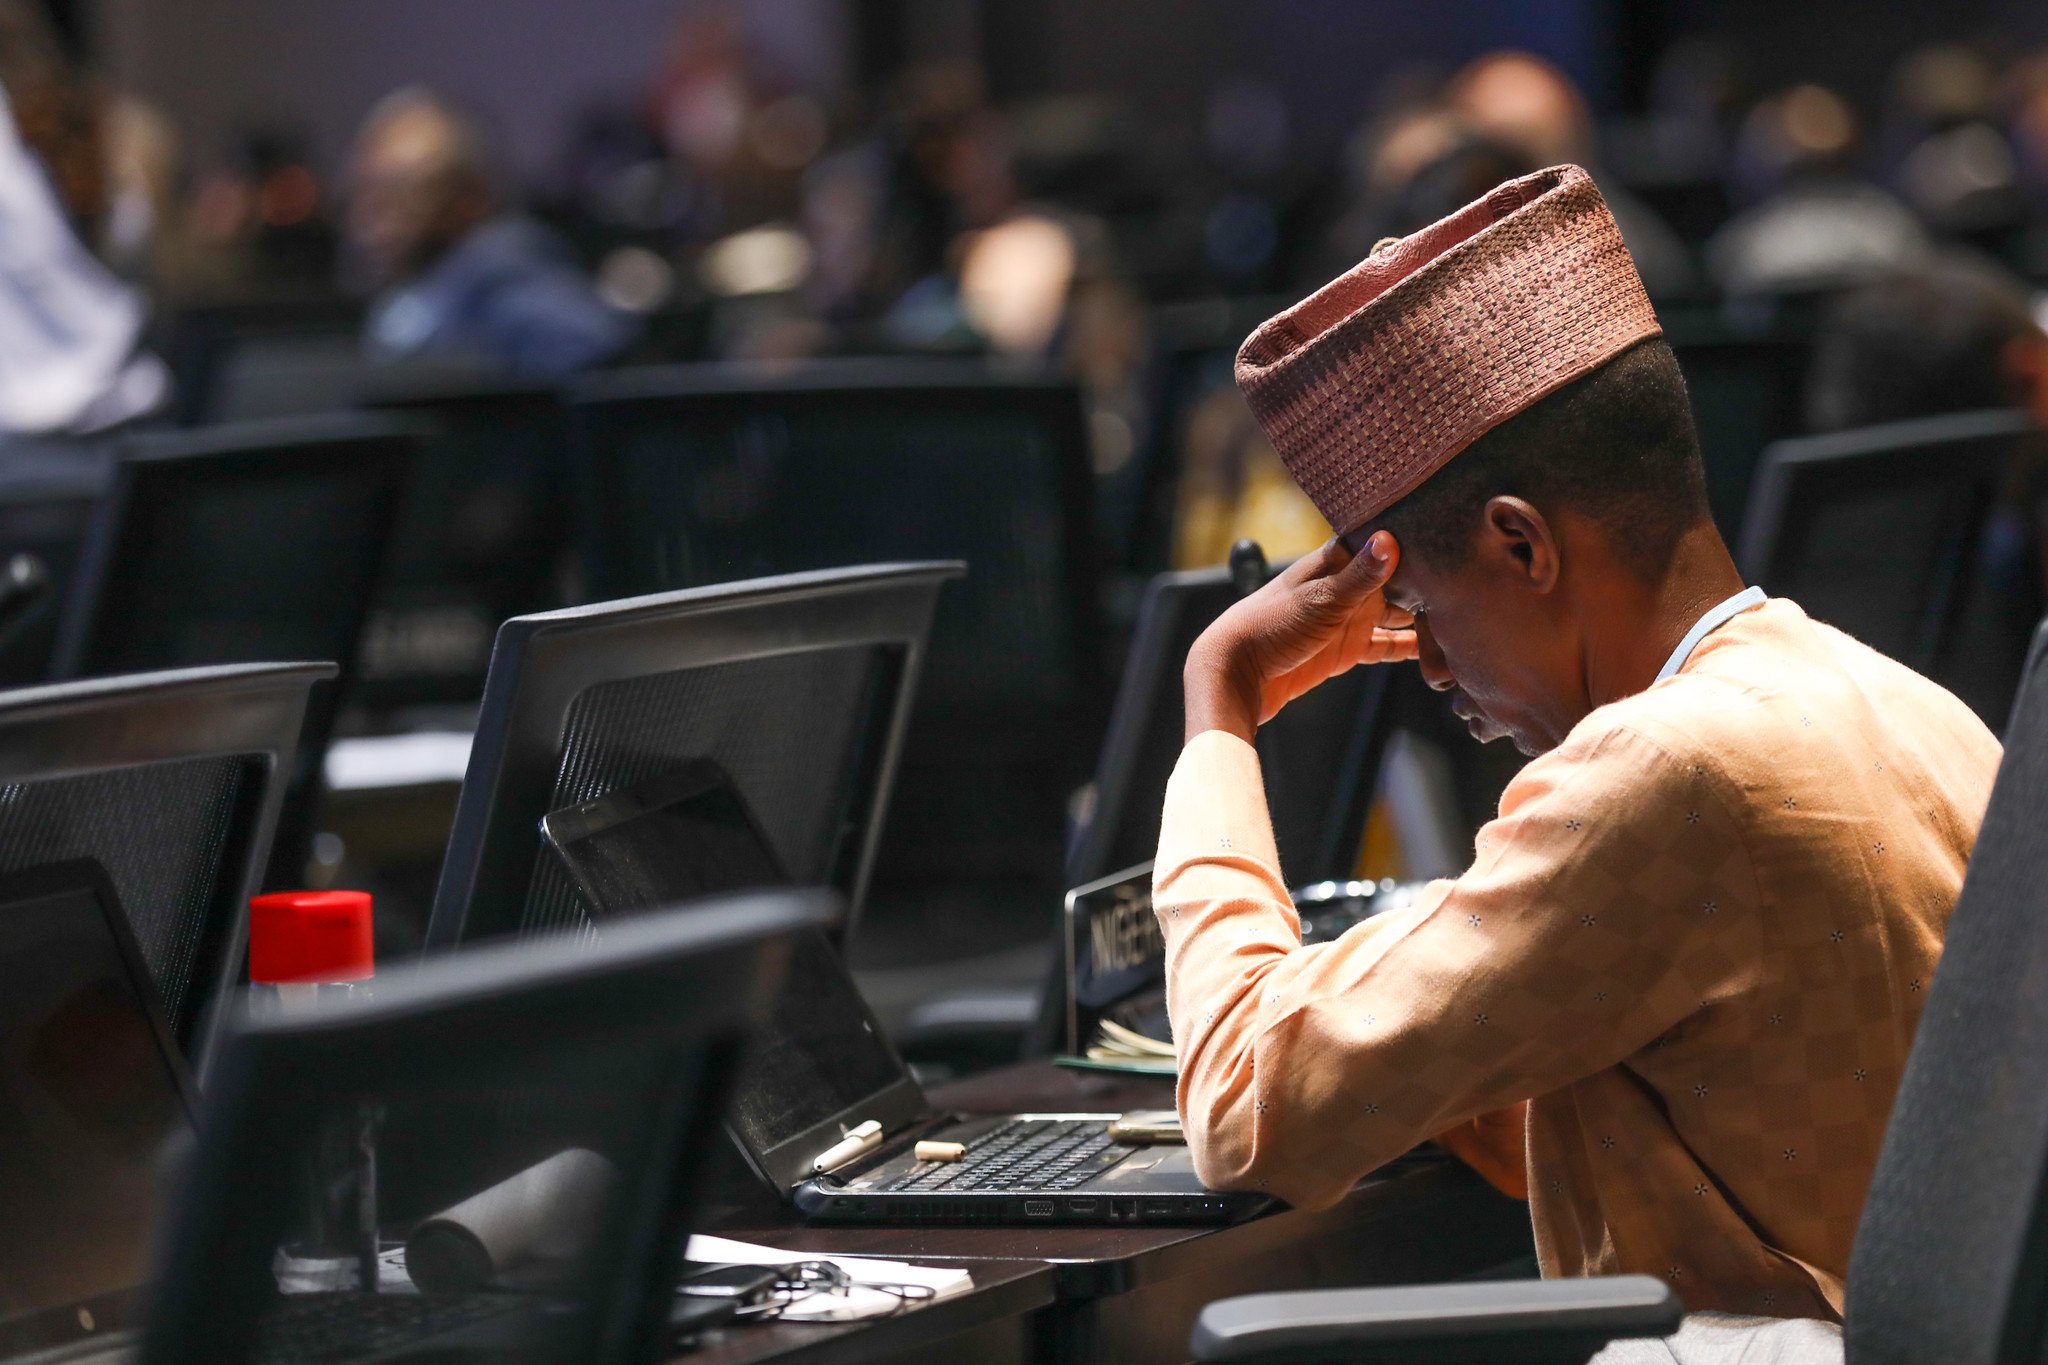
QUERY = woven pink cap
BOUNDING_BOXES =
[1235,164,1661,538]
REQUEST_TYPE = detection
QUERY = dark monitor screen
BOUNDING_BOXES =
[540,764,906,1162]
[0,862,195,1356]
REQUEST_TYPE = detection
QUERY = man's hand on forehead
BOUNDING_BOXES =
[1183,531,1417,744]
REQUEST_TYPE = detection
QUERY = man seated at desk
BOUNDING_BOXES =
[1153,165,2001,1335]
[347,88,634,379]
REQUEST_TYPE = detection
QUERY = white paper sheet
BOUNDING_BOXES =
[682,1233,973,1322]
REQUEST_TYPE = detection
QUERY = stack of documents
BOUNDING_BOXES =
[682,1234,973,1322]
[1084,1017,1176,1074]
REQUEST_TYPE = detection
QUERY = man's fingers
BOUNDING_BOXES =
[1327,529,1400,599]
[1370,628,1419,662]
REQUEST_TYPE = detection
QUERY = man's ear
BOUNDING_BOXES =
[1479,495,1560,592]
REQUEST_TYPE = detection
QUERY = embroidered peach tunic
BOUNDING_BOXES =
[1154,598,2000,1318]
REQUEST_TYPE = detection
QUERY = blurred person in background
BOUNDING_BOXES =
[1318,103,1495,276]
[630,3,841,361]
[1707,83,1930,296]
[0,0,164,435]
[348,88,635,378]
[1597,36,1746,249]
[1875,45,2024,253]
[1806,249,2048,433]
[646,4,827,235]
[98,92,177,283]
[1445,51,1697,296]
[864,62,1031,352]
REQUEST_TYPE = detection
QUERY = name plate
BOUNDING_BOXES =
[1063,862,1168,1055]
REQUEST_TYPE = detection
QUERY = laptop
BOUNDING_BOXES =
[542,759,1271,1226]
[0,861,194,1364]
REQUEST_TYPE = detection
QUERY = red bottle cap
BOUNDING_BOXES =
[248,890,374,984]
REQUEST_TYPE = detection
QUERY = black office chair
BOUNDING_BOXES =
[161,295,367,426]
[1736,409,2037,722]
[427,564,958,950]
[570,359,1107,946]
[51,414,415,885]
[0,662,331,1061]
[353,373,573,711]
[2007,616,2048,737]
[1667,327,1810,541]
[144,889,825,1365]
[1189,618,2048,1363]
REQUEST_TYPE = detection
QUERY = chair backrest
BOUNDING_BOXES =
[1737,409,2033,699]
[1668,329,1810,539]
[52,414,415,883]
[2007,617,2048,737]
[1069,564,1396,889]
[0,663,330,1060]
[427,564,958,949]
[143,889,824,1365]
[570,359,1106,919]
[1843,624,2048,1362]
[54,414,414,680]
[161,296,366,426]
[210,332,375,424]
[355,374,573,709]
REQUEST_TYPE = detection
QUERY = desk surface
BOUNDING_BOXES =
[686,1061,1533,1363]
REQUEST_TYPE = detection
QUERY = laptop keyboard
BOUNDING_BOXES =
[879,1118,1136,1193]
[255,1291,523,1362]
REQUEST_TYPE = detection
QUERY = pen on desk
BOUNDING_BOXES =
[811,1120,883,1173]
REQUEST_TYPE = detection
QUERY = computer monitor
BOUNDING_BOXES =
[52,413,415,884]
[141,889,825,1365]
[0,663,332,1062]
[426,564,959,949]
[0,860,196,1360]
[569,359,1106,929]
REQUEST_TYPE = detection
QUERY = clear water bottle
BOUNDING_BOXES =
[248,890,380,1294]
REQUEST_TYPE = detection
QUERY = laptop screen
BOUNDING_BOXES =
[540,764,910,1164]
[0,862,195,1356]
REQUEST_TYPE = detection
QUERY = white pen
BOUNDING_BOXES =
[811,1119,883,1173]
